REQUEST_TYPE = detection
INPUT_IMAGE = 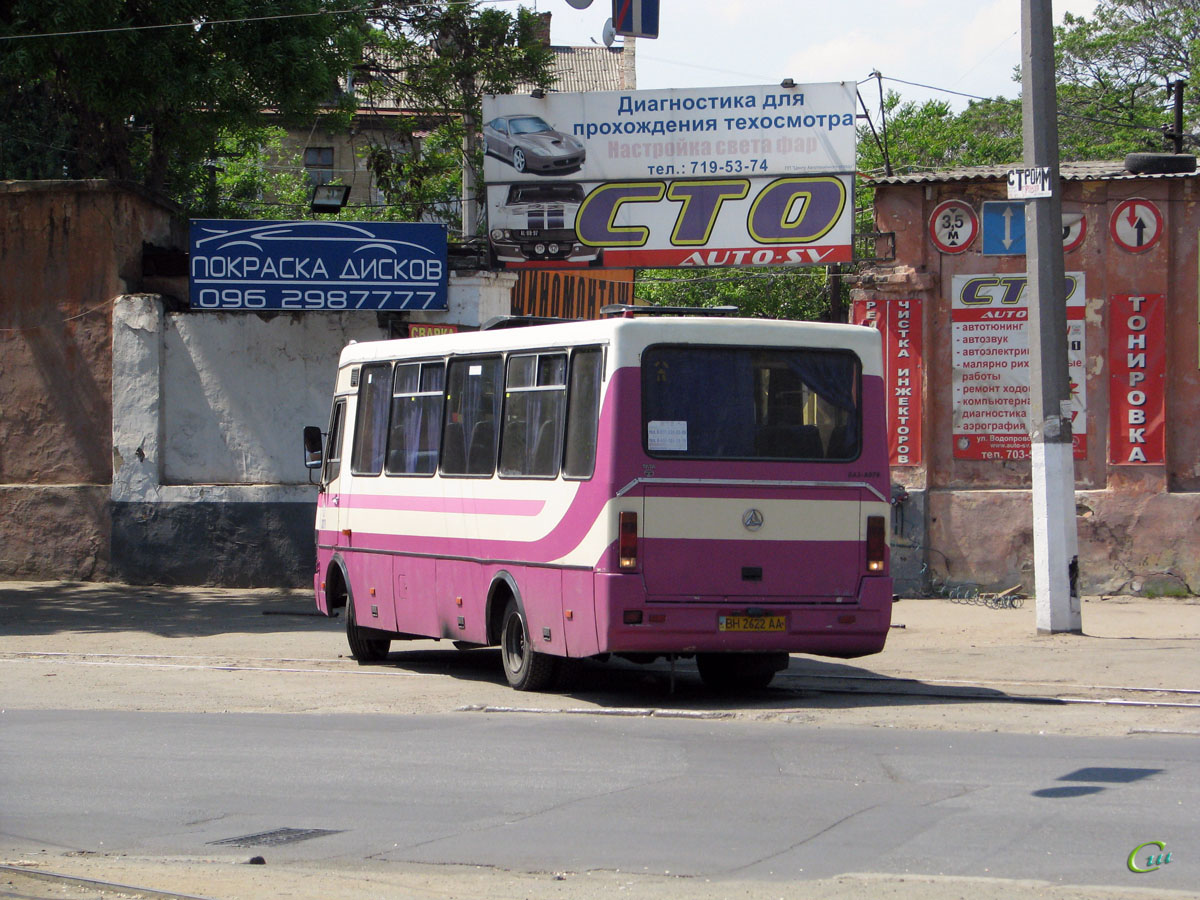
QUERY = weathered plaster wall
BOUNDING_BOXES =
[0,181,183,579]
[858,174,1200,596]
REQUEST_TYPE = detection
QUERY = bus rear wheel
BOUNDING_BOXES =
[500,598,558,691]
[345,593,390,663]
[696,652,788,690]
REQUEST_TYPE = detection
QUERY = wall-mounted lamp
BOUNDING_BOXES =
[310,183,351,214]
[531,88,546,99]
[780,78,796,88]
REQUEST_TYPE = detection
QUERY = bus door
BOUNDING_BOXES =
[343,362,399,631]
[315,397,347,613]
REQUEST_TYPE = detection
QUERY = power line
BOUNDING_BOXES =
[866,73,1171,136]
[0,3,389,42]
[877,75,994,103]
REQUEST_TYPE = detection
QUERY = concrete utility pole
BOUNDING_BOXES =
[1021,0,1082,633]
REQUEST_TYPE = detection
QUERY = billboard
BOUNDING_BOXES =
[951,273,1088,460]
[482,83,856,270]
[189,220,448,311]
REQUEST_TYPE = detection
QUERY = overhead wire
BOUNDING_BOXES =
[0,4,392,42]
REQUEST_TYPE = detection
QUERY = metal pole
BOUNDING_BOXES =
[1022,0,1081,633]
[462,110,479,239]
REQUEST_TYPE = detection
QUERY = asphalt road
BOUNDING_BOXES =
[2,708,1196,892]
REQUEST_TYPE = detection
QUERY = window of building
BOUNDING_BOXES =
[304,147,335,186]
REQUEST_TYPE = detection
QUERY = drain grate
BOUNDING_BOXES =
[208,827,342,848]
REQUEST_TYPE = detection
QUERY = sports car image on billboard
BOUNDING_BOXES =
[483,114,586,175]
[488,182,600,266]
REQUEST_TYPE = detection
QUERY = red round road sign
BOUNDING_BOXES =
[1109,198,1163,253]
[929,200,978,253]
[1062,211,1087,253]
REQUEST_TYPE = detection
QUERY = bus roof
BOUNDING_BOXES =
[338,316,884,376]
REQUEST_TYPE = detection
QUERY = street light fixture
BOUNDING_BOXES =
[310,183,351,214]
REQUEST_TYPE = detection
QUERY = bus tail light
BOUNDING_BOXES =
[866,515,886,572]
[618,511,639,569]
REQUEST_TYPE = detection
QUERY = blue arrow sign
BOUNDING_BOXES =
[982,201,1026,255]
[612,0,659,38]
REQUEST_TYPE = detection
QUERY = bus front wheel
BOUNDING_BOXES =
[696,652,787,691]
[500,598,558,691]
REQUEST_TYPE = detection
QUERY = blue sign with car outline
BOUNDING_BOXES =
[189,220,448,311]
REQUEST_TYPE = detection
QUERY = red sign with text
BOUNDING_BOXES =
[950,273,1088,460]
[852,298,923,466]
[1108,294,1165,464]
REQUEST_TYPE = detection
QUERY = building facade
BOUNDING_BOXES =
[854,162,1200,597]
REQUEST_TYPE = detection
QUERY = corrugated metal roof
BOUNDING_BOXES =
[865,160,1198,185]
[521,45,629,93]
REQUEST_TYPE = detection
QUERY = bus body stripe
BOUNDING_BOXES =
[340,494,546,516]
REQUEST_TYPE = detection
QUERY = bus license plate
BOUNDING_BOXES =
[718,615,786,632]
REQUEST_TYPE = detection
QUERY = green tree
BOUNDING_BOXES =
[0,1,365,204]
[356,2,555,234]
[857,92,1023,179]
[197,126,313,219]
[853,92,1023,243]
[634,267,834,321]
[1055,0,1196,156]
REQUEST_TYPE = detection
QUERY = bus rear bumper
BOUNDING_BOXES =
[595,574,893,659]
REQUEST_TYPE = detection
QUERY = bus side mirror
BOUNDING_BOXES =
[303,425,324,469]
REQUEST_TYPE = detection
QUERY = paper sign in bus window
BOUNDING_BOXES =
[648,420,688,452]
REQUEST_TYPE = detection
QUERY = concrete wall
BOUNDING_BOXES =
[856,173,1200,597]
[109,273,515,586]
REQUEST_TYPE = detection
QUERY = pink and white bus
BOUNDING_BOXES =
[304,308,892,691]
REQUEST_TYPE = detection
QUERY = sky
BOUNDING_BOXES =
[491,0,1102,110]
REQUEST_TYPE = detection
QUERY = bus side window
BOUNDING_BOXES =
[563,348,602,479]
[500,352,567,478]
[351,363,392,476]
[442,357,502,477]
[385,361,444,476]
[324,399,345,484]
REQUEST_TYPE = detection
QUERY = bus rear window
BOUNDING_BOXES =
[642,346,861,460]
